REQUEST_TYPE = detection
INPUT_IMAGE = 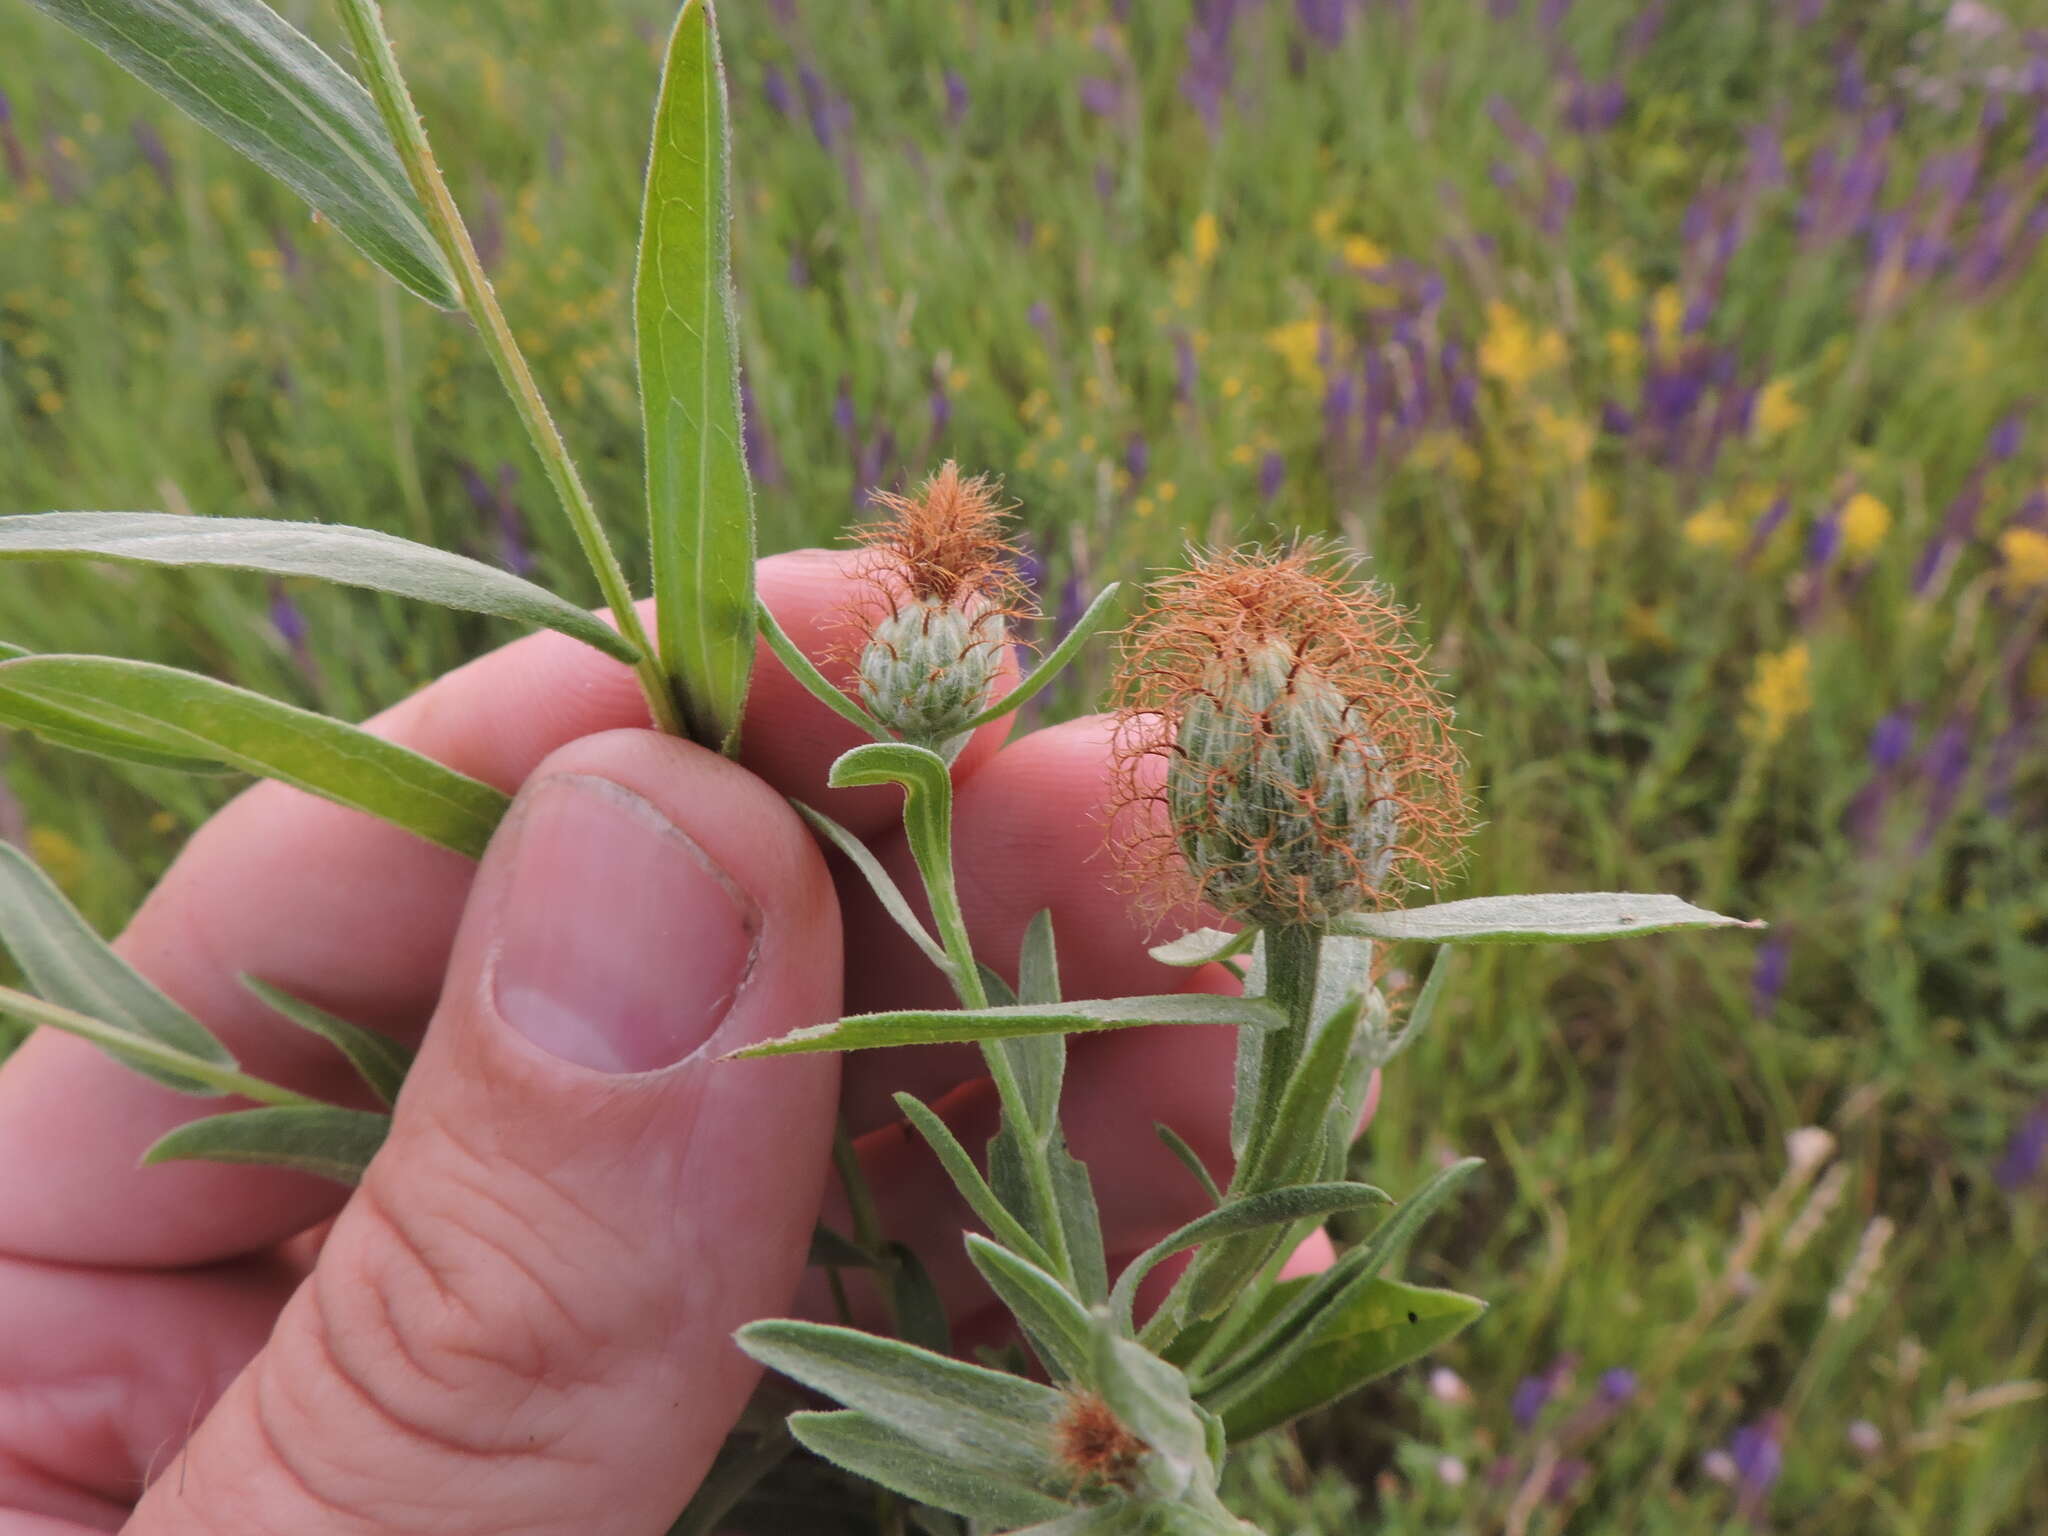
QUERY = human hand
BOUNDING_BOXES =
[0,550,1353,1534]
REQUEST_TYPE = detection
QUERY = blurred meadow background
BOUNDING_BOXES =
[2,0,2045,1530]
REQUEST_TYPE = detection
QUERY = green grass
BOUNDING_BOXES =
[3,0,2045,1530]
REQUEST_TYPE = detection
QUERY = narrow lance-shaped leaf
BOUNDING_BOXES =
[1333,891,1760,944]
[1207,1276,1485,1440]
[0,642,225,773]
[891,1093,1052,1271]
[640,0,755,752]
[954,582,1125,731]
[0,655,508,858]
[0,513,638,661]
[0,841,233,1092]
[20,0,458,306]
[965,1233,1098,1384]
[786,1411,1068,1530]
[727,992,1285,1059]
[144,1104,391,1186]
[241,976,412,1108]
[792,800,950,976]
[736,1320,1066,1497]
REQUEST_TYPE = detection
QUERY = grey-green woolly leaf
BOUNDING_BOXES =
[1005,1508,1151,1535]
[759,603,890,739]
[640,0,755,753]
[1090,1330,1209,1498]
[890,1094,1052,1276]
[996,910,1066,1135]
[1154,1123,1223,1206]
[0,513,638,661]
[727,994,1283,1058]
[955,582,1125,730]
[786,1411,1069,1529]
[0,655,508,858]
[1111,1182,1390,1332]
[884,1242,952,1355]
[736,1321,1064,1495]
[964,1234,1096,1384]
[18,0,457,306]
[143,1104,390,1185]
[0,841,233,1092]
[1198,1158,1485,1396]
[1050,1141,1110,1306]
[1332,891,1761,944]
[1207,1277,1485,1440]
[241,976,411,1108]
[1185,996,1365,1320]
[1148,927,1258,968]
[793,801,950,974]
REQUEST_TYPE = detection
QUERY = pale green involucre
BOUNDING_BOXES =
[858,596,1007,749]
[1170,639,1400,927]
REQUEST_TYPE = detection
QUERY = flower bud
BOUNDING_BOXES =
[1113,546,1467,926]
[842,461,1029,750]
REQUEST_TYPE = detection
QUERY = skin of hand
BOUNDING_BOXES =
[0,549,1369,1535]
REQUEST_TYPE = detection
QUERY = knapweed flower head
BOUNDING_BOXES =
[1110,544,1469,928]
[842,461,1032,746]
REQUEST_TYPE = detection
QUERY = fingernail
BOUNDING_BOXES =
[491,774,759,1073]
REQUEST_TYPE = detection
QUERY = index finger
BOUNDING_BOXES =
[0,549,1012,1268]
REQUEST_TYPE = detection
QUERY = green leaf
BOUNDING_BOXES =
[1112,1182,1390,1333]
[787,1411,1069,1530]
[0,643,228,773]
[639,0,755,753]
[758,601,889,740]
[0,513,637,661]
[1332,892,1761,944]
[1197,1158,1484,1397]
[736,1320,1065,1496]
[955,583,1125,731]
[965,1233,1097,1384]
[1155,1123,1223,1207]
[792,801,950,976]
[0,841,233,1092]
[240,976,412,1108]
[142,1103,390,1185]
[727,993,1285,1059]
[891,1092,1052,1272]
[998,910,1067,1135]
[883,1242,952,1356]
[1207,1277,1485,1439]
[1089,1330,1210,1498]
[0,655,508,857]
[1148,928,1258,969]
[19,0,457,306]
[807,1224,879,1272]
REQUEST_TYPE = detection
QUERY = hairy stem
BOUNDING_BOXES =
[333,0,681,736]
[1241,921,1324,1182]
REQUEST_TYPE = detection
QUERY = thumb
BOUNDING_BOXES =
[131,729,842,1536]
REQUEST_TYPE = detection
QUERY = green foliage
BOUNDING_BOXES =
[1332,891,1763,945]
[143,1101,389,1184]
[240,975,412,1108]
[639,0,754,752]
[730,992,1285,1059]
[17,0,458,305]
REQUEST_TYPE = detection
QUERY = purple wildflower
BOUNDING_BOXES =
[1510,1355,1576,1429]
[1181,0,1242,135]
[1911,715,1974,855]
[1545,1458,1589,1503]
[268,584,308,649]
[0,88,25,189]
[1258,451,1285,501]
[741,380,783,489]
[762,66,793,118]
[1869,709,1916,772]
[1598,1368,1638,1404]
[1750,935,1789,1019]
[1295,0,1353,49]
[1125,433,1150,485]
[1079,76,1123,118]
[131,120,174,193]
[1728,1413,1784,1522]
[1175,331,1198,404]
[1994,1097,2048,1192]
[944,71,969,126]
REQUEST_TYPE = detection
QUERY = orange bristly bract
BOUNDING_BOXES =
[844,461,1032,747]
[1052,1390,1149,1493]
[1111,546,1469,927]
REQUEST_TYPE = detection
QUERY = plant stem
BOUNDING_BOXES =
[333,0,681,737]
[832,1119,885,1251]
[0,984,323,1108]
[1240,920,1324,1183]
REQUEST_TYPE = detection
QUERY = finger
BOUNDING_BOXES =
[128,729,840,1536]
[0,551,1002,1268]
[0,1254,296,1531]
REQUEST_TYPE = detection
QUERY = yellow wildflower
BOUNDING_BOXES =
[1753,378,1805,442]
[1092,325,1114,347]
[1838,493,1891,558]
[1478,302,1567,391]
[1682,500,1743,551]
[1342,234,1387,268]
[1312,204,1343,242]
[27,828,87,894]
[1998,526,2048,594]
[1625,600,1672,649]
[1192,212,1220,268]
[1573,484,1614,549]
[1412,431,1482,483]
[1650,285,1683,351]
[1266,319,1324,391]
[1744,643,1813,745]
[1222,374,1244,400]
[1533,407,1595,466]
[1606,328,1642,373]
[1598,249,1641,306]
